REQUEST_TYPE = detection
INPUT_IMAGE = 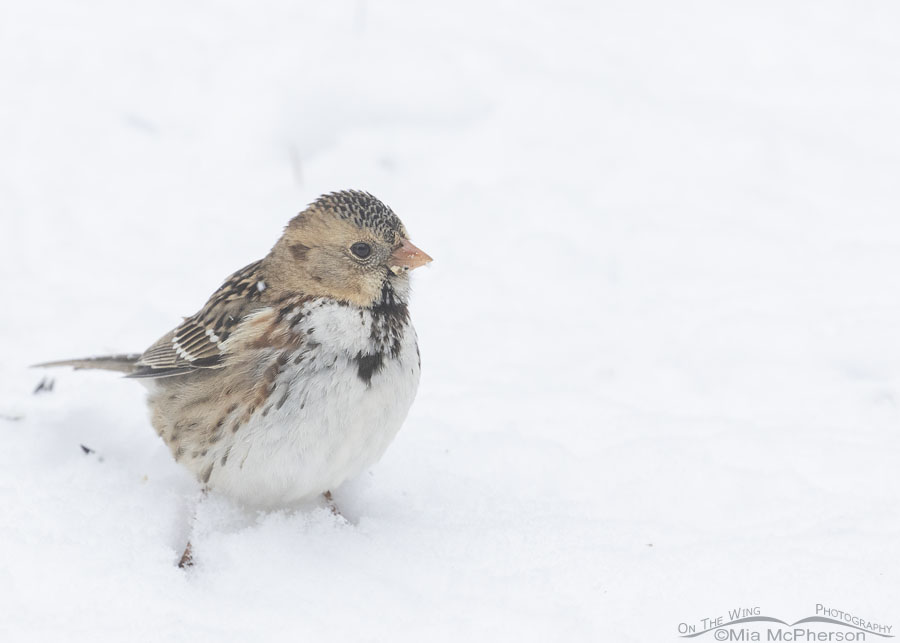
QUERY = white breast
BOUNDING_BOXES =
[205,301,420,509]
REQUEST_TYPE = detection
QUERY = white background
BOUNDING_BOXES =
[1,1,898,641]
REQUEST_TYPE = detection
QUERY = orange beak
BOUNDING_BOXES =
[389,238,433,274]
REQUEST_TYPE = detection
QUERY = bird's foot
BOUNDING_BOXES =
[322,490,342,517]
[178,541,193,569]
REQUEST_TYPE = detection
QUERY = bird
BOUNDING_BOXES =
[39,191,432,516]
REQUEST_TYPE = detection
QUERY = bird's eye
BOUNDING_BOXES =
[350,242,372,259]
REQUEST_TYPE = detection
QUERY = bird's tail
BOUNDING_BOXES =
[34,354,142,374]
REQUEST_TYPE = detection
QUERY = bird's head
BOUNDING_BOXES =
[266,191,432,307]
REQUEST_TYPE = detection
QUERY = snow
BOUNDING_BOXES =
[1,1,899,640]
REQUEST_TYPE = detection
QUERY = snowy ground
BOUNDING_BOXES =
[1,1,899,641]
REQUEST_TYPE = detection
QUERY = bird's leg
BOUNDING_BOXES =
[178,487,207,569]
[322,490,342,517]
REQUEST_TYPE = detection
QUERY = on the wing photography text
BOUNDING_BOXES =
[677,605,893,641]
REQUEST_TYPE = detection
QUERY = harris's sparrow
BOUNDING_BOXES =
[40,191,431,510]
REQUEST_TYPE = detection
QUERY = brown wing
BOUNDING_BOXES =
[129,260,267,378]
